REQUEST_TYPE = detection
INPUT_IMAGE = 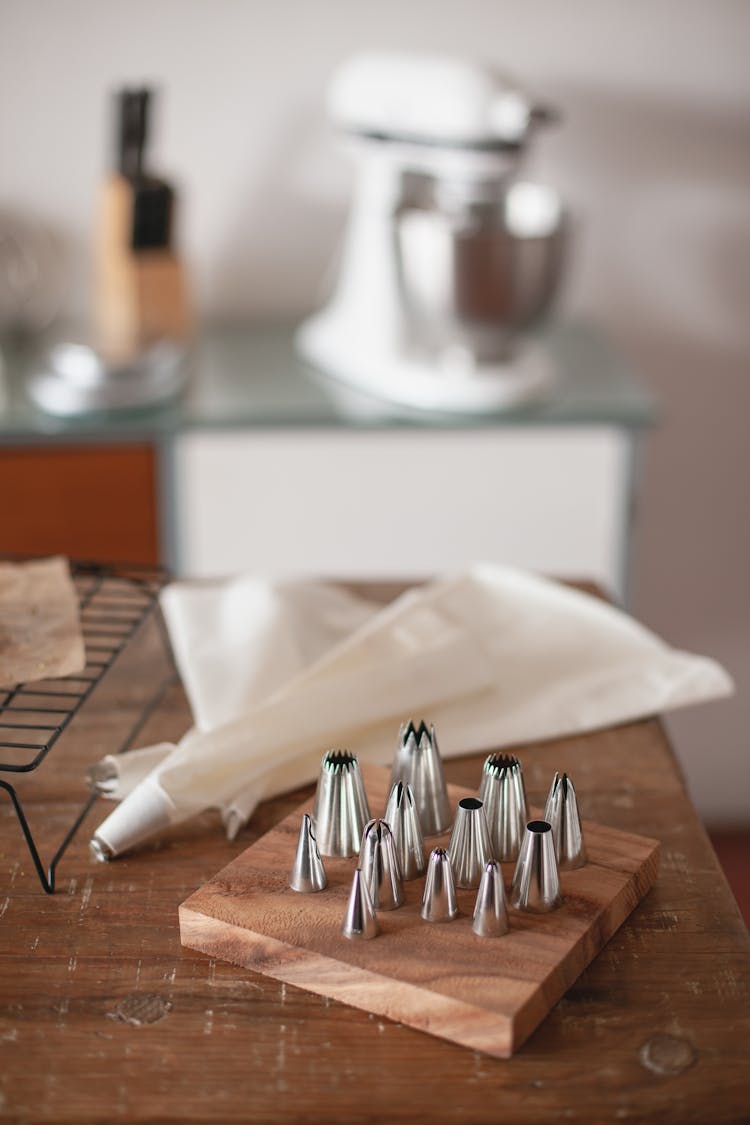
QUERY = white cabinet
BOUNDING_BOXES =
[174,426,632,595]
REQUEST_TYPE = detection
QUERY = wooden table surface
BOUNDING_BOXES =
[1,585,749,1123]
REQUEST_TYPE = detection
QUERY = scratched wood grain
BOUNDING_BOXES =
[180,765,660,1058]
[1,585,749,1123]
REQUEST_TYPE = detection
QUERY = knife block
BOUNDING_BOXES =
[94,173,191,362]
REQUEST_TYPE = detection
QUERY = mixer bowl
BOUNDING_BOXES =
[396,180,565,363]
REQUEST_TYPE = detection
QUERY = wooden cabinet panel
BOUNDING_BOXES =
[0,444,158,564]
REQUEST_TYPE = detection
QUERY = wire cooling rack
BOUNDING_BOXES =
[0,560,174,893]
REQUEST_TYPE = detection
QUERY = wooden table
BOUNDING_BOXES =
[1,586,749,1123]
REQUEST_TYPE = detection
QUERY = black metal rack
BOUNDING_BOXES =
[0,560,174,893]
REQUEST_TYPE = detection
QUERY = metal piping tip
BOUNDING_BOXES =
[390,720,452,836]
[89,836,113,863]
[510,820,562,913]
[421,847,458,922]
[359,819,404,910]
[472,860,510,938]
[544,771,587,870]
[289,813,327,893]
[384,781,426,880]
[312,749,371,857]
[478,752,528,861]
[447,796,493,889]
[342,867,378,940]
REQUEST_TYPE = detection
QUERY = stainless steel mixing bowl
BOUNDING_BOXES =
[396,179,565,362]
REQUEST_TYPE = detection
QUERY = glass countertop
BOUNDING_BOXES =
[0,321,659,440]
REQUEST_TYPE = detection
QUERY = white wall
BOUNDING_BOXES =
[2,0,748,824]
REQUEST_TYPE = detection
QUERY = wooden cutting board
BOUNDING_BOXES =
[179,764,660,1058]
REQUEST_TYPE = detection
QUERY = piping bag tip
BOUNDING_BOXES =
[544,771,587,870]
[89,837,114,863]
[312,749,371,858]
[421,847,458,922]
[360,818,404,910]
[478,752,528,862]
[89,775,178,859]
[390,720,451,837]
[384,780,426,880]
[342,867,378,940]
[447,796,493,889]
[472,859,509,938]
[510,819,562,912]
[289,813,327,893]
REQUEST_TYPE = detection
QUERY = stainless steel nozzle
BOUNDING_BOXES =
[510,819,562,913]
[89,837,114,863]
[390,720,451,836]
[312,749,371,857]
[342,867,378,940]
[447,796,493,889]
[544,771,587,870]
[421,847,459,922]
[478,752,528,862]
[289,813,327,893]
[472,860,510,938]
[359,819,404,910]
[384,781,426,880]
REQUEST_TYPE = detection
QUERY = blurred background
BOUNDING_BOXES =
[0,1,748,903]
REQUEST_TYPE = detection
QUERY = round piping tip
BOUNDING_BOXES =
[510,819,561,913]
[447,796,493,889]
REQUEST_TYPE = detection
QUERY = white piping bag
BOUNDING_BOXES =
[91,566,733,859]
[91,577,493,857]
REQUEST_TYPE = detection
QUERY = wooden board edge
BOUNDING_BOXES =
[509,836,661,1053]
[178,904,515,1059]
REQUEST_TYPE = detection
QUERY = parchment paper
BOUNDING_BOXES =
[0,556,86,688]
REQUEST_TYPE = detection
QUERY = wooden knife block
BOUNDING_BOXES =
[94,174,191,362]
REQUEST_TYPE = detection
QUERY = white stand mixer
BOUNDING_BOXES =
[297,52,565,414]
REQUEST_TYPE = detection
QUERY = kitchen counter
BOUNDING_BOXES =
[0,321,656,594]
[0,321,657,437]
[0,582,748,1123]
[0,322,659,596]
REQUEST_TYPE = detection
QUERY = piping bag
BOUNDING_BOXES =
[90,565,733,859]
[91,575,493,857]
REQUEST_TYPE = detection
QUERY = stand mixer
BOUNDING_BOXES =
[297,52,565,414]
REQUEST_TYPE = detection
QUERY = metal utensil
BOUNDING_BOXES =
[359,819,404,910]
[289,813,327,893]
[390,720,451,836]
[472,860,509,938]
[478,752,528,861]
[312,749,371,858]
[421,847,458,923]
[510,819,561,913]
[384,780,426,880]
[447,796,493,889]
[342,867,378,940]
[544,771,587,870]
